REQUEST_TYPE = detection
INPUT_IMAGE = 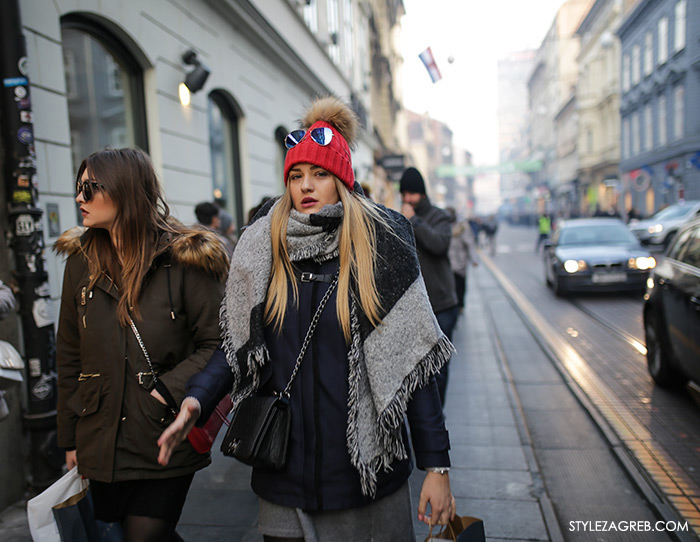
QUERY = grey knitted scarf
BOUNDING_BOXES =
[221,197,454,496]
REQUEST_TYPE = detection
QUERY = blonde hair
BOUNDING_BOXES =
[265,178,386,341]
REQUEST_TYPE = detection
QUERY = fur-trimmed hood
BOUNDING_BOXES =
[54,226,229,282]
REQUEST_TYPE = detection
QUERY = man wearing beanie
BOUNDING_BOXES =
[400,166,458,407]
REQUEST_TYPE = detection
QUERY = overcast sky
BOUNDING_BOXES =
[401,0,567,166]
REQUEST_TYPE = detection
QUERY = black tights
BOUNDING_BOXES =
[263,537,304,542]
[123,515,183,542]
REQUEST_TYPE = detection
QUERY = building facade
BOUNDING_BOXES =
[618,0,700,215]
[576,0,633,216]
[497,50,536,223]
[528,0,593,214]
[0,0,406,507]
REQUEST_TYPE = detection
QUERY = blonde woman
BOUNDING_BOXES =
[158,97,455,541]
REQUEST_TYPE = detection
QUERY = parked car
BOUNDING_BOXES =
[643,218,700,387]
[628,200,700,248]
[544,217,656,296]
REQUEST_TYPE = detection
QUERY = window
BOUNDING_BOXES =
[343,0,354,74]
[669,226,694,260]
[658,94,667,146]
[644,104,653,151]
[658,17,668,64]
[644,32,653,76]
[631,112,640,155]
[61,16,147,173]
[622,117,630,159]
[679,227,700,269]
[587,129,593,153]
[327,0,340,65]
[303,0,318,33]
[673,85,684,140]
[208,91,244,231]
[674,0,686,53]
[632,44,640,85]
[622,54,630,92]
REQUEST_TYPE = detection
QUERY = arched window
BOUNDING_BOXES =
[208,91,244,231]
[61,15,148,171]
[274,126,288,185]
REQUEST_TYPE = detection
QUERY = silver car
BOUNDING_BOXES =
[628,200,700,248]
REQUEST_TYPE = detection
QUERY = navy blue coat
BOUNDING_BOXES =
[187,257,450,511]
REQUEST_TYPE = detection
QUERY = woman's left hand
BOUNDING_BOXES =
[418,471,456,526]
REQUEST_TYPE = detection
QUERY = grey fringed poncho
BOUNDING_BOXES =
[220,198,453,496]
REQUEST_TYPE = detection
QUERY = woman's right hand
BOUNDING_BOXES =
[157,397,201,466]
[65,450,78,470]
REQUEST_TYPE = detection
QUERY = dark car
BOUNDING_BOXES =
[544,217,656,296]
[643,218,700,387]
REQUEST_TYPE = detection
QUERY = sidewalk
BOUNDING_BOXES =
[0,264,561,541]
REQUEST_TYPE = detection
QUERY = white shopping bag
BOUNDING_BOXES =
[27,467,87,542]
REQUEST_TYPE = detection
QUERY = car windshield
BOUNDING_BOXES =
[649,204,696,221]
[558,224,637,246]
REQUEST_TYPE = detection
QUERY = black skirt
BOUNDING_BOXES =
[90,474,194,523]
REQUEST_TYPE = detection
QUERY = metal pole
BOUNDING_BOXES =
[1,0,62,487]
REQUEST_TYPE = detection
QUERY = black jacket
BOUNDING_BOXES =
[188,256,449,511]
[409,197,458,313]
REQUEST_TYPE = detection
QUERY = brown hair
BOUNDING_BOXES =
[77,148,178,326]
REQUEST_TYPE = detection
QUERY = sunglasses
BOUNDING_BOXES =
[76,179,104,202]
[284,127,334,149]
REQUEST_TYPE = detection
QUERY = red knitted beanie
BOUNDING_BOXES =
[284,97,358,191]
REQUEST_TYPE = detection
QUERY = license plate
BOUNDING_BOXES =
[591,272,627,283]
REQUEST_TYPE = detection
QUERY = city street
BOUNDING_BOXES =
[485,221,700,539]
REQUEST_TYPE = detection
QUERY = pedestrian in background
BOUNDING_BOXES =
[0,279,15,319]
[446,207,479,313]
[399,166,458,407]
[535,212,552,253]
[55,148,229,542]
[195,201,235,257]
[158,97,455,542]
[483,214,499,256]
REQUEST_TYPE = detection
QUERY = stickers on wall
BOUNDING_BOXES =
[17,175,30,188]
[47,203,60,237]
[28,358,41,378]
[31,373,55,401]
[17,126,33,145]
[15,214,35,236]
[18,57,29,76]
[32,298,54,328]
[3,77,27,87]
[20,111,32,123]
[12,190,32,204]
[13,85,27,98]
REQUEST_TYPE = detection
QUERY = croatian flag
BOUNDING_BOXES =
[419,47,442,83]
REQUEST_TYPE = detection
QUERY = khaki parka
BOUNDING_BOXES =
[55,227,229,483]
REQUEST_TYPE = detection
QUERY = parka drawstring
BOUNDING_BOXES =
[165,258,176,320]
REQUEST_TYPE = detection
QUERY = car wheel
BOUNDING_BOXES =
[645,310,685,388]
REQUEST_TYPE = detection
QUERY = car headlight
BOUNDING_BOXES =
[629,257,656,270]
[563,259,587,273]
[646,277,654,289]
[648,224,663,234]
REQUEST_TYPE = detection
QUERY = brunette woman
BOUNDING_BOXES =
[158,97,455,541]
[55,148,229,542]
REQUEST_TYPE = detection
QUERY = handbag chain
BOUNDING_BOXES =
[281,271,339,398]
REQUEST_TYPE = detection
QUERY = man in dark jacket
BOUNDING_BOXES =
[399,167,458,406]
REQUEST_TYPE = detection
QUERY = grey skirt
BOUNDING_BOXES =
[258,482,415,541]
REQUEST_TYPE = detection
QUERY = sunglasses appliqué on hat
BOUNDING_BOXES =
[284,127,334,149]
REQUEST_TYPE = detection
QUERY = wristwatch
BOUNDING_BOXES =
[426,467,450,474]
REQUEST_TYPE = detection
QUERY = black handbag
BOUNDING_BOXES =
[221,271,338,470]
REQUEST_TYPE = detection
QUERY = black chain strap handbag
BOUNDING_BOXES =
[221,272,339,470]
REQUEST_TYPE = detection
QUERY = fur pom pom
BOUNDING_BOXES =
[302,96,359,148]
